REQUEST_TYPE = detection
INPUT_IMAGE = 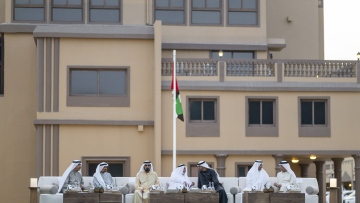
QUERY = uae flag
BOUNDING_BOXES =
[171,64,184,122]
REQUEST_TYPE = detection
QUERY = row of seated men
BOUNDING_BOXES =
[58,159,296,203]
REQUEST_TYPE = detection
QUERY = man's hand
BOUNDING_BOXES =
[191,182,195,187]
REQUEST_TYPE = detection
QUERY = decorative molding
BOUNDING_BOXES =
[162,43,268,51]
[162,150,360,156]
[34,119,154,126]
[0,24,37,33]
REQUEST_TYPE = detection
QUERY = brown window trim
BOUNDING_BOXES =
[12,0,46,23]
[154,0,187,25]
[50,0,84,23]
[81,156,130,176]
[188,161,214,177]
[88,0,123,24]
[190,0,223,26]
[226,0,259,27]
[235,162,253,177]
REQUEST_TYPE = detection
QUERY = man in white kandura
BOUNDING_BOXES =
[168,164,195,190]
[274,160,297,191]
[133,160,160,203]
[93,162,114,189]
[58,160,84,193]
[243,160,271,192]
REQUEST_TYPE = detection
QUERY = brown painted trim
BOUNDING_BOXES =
[36,125,43,178]
[53,38,59,112]
[0,24,37,33]
[81,156,131,177]
[37,38,44,112]
[161,81,360,92]
[161,150,360,156]
[45,38,52,112]
[53,125,59,176]
[33,25,154,39]
[162,43,268,51]
[34,119,154,126]
[45,125,51,175]
[234,162,253,177]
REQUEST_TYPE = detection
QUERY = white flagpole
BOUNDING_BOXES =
[172,50,177,171]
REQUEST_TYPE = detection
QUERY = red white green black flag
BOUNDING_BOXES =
[171,63,184,122]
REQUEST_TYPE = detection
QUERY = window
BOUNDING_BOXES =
[13,0,46,22]
[298,97,330,137]
[0,34,3,95]
[154,0,185,25]
[81,156,130,177]
[211,51,254,59]
[67,66,130,107]
[89,0,122,23]
[51,0,83,22]
[227,0,258,26]
[235,162,252,177]
[191,0,222,25]
[189,162,213,177]
[186,96,219,137]
[245,97,278,137]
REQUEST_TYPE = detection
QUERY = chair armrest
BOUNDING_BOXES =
[119,186,129,194]
[39,185,58,194]
[305,186,319,195]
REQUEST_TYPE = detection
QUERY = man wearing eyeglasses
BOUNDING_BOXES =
[134,160,160,203]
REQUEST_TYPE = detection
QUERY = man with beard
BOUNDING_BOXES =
[58,160,83,193]
[133,160,160,203]
[93,162,114,189]
[243,160,271,192]
[197,161,228,203]
[273,161,297,192]
[168,164,194,190]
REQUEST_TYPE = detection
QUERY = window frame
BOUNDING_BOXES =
[12,0,46,23]
[186,96,220,137]
[88,0,122,24]
[81,156,130,177]
[67,66,130,107]
[50,0,84,23]
[298,96,331,137]
[211,50,255,59]
[190,0,223,26]
[154,0,187,25]
[188,162,214,177]
[0,34,3,95]
[235,162,253,177]
[245,96,278,137]
[227,0,259,27]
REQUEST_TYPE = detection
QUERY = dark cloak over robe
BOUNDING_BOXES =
[197,169,228,203]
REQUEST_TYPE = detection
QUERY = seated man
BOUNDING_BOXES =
[168,164,195,190]
[274,160,297,191]
[134,160,160,203]
[93,162,114,189]
[243,160,271,192]
[197,161,228,203]
[58,160,83,193]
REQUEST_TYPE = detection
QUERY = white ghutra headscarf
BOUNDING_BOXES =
[245,160,270,190]
[169,164,191,189]
[93,162,109,188]
[58,160,82,193]
[139,160,153,172]
[279,161,296,179]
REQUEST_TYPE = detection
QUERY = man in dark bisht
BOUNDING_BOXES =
[197,161,228,203]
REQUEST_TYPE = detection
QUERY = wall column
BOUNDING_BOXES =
[314,161,325,203]
[272,154,284,175]
[352,154,360,203]
[214,154,228,177]
[332,158,344,203]
[299,163,309,177]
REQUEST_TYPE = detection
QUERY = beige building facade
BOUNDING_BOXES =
[0,1,359,203]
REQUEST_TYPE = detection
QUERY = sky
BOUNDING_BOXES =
[324,0,360,60]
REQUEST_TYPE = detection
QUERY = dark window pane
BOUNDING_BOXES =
[207,0,220,8]
[90,9,120,22]
[108,163,123,177]
[155,10,184,24]
[249,101,260,124]
[88,163,98,176]
[15,0,29,4]
[171,0,183,7]
[99,70,126,95]
[228,11,257,25]
[262,101,273,124]
[229,0,241,9]
[314,101,325,125]
[237,166,246,177]
[31,0,44,4]
[14,8,45,21]
[68,0,81,5]
[52,8,82,22]
[106,0,119,6]
[233,52,254,59]
[190,100,202,120]
[71,70,97,95]
[193,0,205,8]
[301,101,313,125]
[91,0,104,6]
[243,0,256,9]
[192,11,221,24]
[156,0,169,7]
[53,0,66,5]
[203,101,215,120]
